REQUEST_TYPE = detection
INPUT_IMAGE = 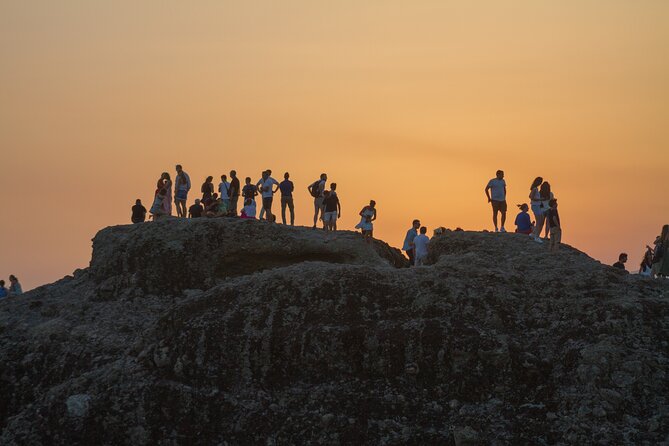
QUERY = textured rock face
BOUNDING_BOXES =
[1,224,668,445]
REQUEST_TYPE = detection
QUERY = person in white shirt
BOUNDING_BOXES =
[256,170,279,221]
[484,170,507,233]
[219,174,231,212]
[413,227,430,266]
[174,164,191,218]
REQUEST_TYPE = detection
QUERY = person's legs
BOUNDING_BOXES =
[288,197,295,225]
[500,201,507,230]
[532,213,546,241]
[313,197,323,227]
[407,249,415,266]
[492,207,498,230]
[281,197,288,225]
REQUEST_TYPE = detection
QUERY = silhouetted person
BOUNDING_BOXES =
[640,247,653,276]
[131,199,147,224]
[402,219,421,266]
[355,200,376,242]
[322,190,341,231]
[529,177,544,243]
[532,181,553,243]
[279,172,295,225]
[485,170,507,232]
[241,198,257,219]
[219,175,231,211]
[514,204,533,235]
[652,225,669,277]
[150,189,168,220]
[8,275,22,296]
[414,226,430,266]
[174,165,191,217]
[242,177,257,203]
[201,176,215,203]
[188,199,204,218]
[229,170,240,215]
[613,253,628,271]
[546,198,561,251]
[157,172,172,216]
[257,170,279,221]
[0,280,7,299]
[308,173,327,229]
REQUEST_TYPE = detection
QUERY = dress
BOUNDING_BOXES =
[355,207,375,231]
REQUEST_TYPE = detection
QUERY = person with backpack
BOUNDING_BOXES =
[308,173,327,229]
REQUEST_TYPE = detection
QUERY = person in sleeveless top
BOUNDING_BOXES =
[356,200,377,242]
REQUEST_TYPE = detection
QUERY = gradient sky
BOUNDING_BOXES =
[1,1,668,290]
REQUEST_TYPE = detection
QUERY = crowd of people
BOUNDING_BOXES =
[0,275,23,299]
[612,225,669,277]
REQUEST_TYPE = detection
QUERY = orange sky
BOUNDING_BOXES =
[1,1,668,290]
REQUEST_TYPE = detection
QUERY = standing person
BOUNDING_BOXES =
[8,275,22,296]
[531,181,553,242]
[529,177,544,242]
[150,189,168,220]
[160,172,173,216]
[201,176,215,203]
[174,165,191,218]
[402,219,421,266]
[546,198,561,251]
[219,175,231,212]
[229,170,240,216]
[652,225,669,277]
[279,172,295,225]
[242,177,258,204]
[308,173,327,229]
[485,170,507,232]
[0,280,7,299]
[540,182,554,239]
[355,200,377,242]
[612,253,628,271]
[322,190,341,231]
[414,227,430,266]
[188,199,204,218]
[131,199,147,224]
[514,204,533,235]
[257,170,279,221]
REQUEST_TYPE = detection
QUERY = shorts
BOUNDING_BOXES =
[324,211,338,222]
[550,227,562,243]
[491,200,507,213]
[176,189,188,201]
[262,197,273,210]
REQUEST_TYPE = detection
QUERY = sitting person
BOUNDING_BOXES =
[0,280,7,299]
[149,189,167,220]
[514,203,533,235]
[640,246,654,277]
[206,195,227,218]
[240,198,257,219]
[188,199,204,218]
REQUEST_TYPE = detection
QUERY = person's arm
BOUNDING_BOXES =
[289,182,294,194]
[485,184,491,202]
[359,207,365,217]
[372,209,377,221]
[552,213,560,228]
[337,199,341,217]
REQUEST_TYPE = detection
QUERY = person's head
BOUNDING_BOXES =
[619,253,628,263]
[164,172,171,181]
[176,164,183,173]
[530,176,543,190]
[266,169,272,176]
[135,199,142,205]
[496,170,504,179]
[320,173,327,181]
[517,203,529,212]
[549,198,557,208]
[284,172,290,180]
[206,176,213,183]
[9,275,17,283]
[221,174,227,182]
[212,193,219,200]
[245,177,251,184]
[230,170,237,178]
[0,280,5,287]
[369,200,376,208]
[330,182,337,190]
[194,199,201,205]
[420,226,427,234]
[412,219,421,229]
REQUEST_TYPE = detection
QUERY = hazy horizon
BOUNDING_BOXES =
[2,1,668,290]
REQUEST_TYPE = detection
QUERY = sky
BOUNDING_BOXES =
[1,1,668,290]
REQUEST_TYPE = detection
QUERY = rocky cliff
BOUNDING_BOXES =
[1,219,668,445]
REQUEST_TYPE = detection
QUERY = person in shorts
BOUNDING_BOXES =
[322,190,341,231]
[546,198,561,251]
[402,219,421,266]
[174,165,191,218]
[219,175,231,212]
[485,170,507,232]
[279,172,295,225]
[413,227,430,266]
[257,170,279,221]
[131,199,147,224]
[188,199,204,218]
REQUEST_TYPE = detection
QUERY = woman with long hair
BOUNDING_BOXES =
[539,182,553,239]
[639,246,654,277]
[201,176,214,203]
[528,177,543,242]
[160,172,172,216]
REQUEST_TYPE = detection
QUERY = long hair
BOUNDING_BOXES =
[530,177,543,190]
[539,182,551,200]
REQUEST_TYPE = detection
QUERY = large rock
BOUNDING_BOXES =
[0,223,668,445]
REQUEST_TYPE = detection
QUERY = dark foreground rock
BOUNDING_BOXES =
[1,222,668,445]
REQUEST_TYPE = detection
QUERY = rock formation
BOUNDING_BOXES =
[1,219,667,445]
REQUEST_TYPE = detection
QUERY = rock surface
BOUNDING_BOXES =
[1,220,668,445]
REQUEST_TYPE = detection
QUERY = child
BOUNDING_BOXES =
[150,189,167,220]
[414,226,430,266]
[241,198,257,219]
[546,198,561,251]
[514,203,533,235]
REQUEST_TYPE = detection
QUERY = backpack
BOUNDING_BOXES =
[310,180,322,198]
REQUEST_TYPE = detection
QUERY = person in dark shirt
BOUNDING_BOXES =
[612,253,628,271]
[188,199,204,218]
[279,172,295,226]
[546,198,561,251]
[322,190,341,231]
[131,199,147,223]
[229,170,240,216]
[242,177,258,202]
[514,203,533,235]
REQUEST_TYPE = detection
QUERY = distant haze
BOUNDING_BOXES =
[1,1,668,290]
